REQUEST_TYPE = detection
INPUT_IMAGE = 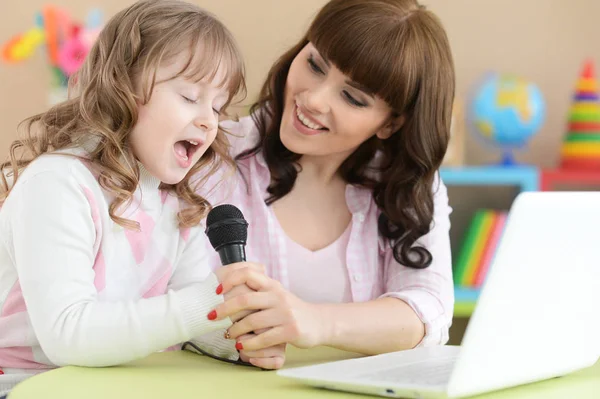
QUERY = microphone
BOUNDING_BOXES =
[205,204,249,265]
[180,205,249,363]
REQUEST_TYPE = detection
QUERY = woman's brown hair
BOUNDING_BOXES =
[240,0,454,269]
[0,0,246,229]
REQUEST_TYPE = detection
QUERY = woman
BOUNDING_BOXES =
[195,0,455,369]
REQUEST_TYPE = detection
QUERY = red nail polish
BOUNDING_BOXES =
[0,369,4,375]
[216,284,223,295]
[235,342,244,351]
[207,310,217,320]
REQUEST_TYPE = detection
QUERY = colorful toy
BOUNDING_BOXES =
[559,59,600,169]
[58,36,88,76]
[2,6,103,91]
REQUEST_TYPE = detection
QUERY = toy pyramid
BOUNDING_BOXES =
[560,60,600,169]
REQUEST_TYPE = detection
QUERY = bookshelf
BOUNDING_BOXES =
[540,168,600,190]
[440,165,540,317]
[440,165,539,191]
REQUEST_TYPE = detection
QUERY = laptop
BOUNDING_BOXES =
[277,191,600,398]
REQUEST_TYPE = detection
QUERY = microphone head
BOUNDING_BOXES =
[205,204,248,251]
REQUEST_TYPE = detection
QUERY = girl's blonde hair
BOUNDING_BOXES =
[0,0,246,229]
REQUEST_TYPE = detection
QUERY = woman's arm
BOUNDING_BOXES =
[195,115,259,205]
[211,273,425,355]
[312,298,425,354]
[220,115,260,157]
[212,176,453,355]
[318,176,454,354]
[378,176,454,347]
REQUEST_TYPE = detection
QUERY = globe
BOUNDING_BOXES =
[470,73,546,165]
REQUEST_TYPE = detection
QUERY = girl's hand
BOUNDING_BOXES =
[211,262,266,323]
[214,261,266,283]
[211,268,330,352]
[237,333,286,369]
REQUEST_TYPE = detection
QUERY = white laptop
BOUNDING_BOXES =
[278,191,600,398]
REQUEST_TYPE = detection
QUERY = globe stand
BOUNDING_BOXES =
[499,150,517,167]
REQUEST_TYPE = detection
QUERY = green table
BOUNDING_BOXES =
[8,347,600,398]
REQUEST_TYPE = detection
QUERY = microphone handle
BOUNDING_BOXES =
[217,244,247,265]
[217,242,264,340]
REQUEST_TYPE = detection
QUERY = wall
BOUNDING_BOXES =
[2,0,600,259]
[2,0,600,165]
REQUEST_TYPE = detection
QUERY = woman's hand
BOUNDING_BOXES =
[211,268,330,352]
[237,332,286,369]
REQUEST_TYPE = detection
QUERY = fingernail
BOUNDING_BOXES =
[207,310,217,320]
[235,342,244,350]
[216,284,223,295]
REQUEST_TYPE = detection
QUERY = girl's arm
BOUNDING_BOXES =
[8,169,230,367]
[167,226,238,361]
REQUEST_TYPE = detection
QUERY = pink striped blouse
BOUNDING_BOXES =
[201,115,454,346]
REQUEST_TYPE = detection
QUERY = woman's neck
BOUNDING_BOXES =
[297,152,348,185]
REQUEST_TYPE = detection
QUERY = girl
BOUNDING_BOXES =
[197,0,455,367]
[0,0,266,396]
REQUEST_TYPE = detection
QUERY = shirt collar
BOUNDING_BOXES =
[345,184,372,214]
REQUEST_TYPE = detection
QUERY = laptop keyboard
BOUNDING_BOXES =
[354,357,457,386]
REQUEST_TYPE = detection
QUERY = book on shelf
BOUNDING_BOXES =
[454,209,507,291]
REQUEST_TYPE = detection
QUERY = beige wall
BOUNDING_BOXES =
[2,0,600,167]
